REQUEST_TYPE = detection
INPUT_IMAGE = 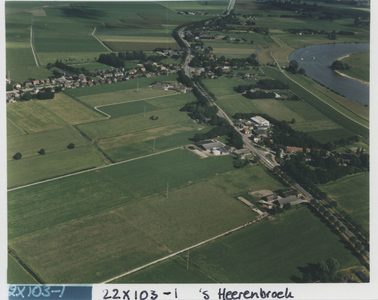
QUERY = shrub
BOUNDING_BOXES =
[38,148,45,155]
[13,152,22,160]
[67,143,75,149]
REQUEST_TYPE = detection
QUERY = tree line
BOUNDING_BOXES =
[234,79,289,93]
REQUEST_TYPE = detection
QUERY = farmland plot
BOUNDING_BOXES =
[9,180,254,283]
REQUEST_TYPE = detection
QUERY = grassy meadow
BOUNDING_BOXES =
[338,51,369,83]
[6,93,105,133]
[113,206,360,283]
[9,160,293,283]
[8,145,107,189]
[320,173,369,235]
[262,67,369,138]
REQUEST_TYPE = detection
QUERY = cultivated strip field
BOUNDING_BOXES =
[111,207,360,283]
[8,150,259,283]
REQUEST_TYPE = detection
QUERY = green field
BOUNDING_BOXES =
[8,255,38,284]
[338,51,369,83]
[78,88,182,107]
[97,93,194,117]
[208,84,353,143]
[7,126,88,161]
[113,206,360,283]
[320,173,369,234]
[98,122,209,162]
[262,67,369,138]
[7,94,105,133]
[7,117,26,137]
[77,107,189,140]
[8,144,107,189]
[8,149,263,283]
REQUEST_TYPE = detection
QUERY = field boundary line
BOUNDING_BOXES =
[269,35,368,131]
[7,147,181,192]
[96,92,180,109]
[101,218,260,283]
[30,25,39,67]
[156,2,177,12]
[92,27,112,52]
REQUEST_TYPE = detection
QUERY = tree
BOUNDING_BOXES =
[38,148,45,155]
[329,216,336,223]
[298,68,306,75]
[291,118,296,124]
[350,236,357,244]
[326,258,339,276]
[356,242,364,251]
[67,143,75,149]
[13,152,22,160]
[340,226,346,233]
[324,211,331,218]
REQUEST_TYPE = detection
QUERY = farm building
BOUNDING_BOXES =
[263,194,278,202]
[196,140,224,152]
[251,116,270,127]
[282,188,301,198]
[276,195,298,206]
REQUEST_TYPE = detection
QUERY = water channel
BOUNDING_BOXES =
[289,43,369,106]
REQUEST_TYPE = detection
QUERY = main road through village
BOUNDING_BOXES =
[176,3,369,261]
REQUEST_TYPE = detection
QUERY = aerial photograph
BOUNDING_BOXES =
[5,0,370,290]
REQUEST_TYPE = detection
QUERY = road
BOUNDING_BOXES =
[225,0,236,15]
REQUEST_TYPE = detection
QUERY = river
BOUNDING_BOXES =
[289,43,369,106]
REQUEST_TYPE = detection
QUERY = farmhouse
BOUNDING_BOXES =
[251,116,270,127]
[286,146,311,153]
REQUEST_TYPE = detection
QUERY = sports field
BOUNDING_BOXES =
[112,206,360,283]
[320,173,369,235]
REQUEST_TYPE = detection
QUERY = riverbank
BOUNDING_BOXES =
[334,69,369,85]
[290,43,369,106]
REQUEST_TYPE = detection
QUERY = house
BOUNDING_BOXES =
[24,81,32,87]
[87,81,93,86]
[140,68,146,72]
[44,78,50,84]
[286,146,311,153]
[78,74,86,82]
[253,129,268,138]
[32,80,40,85]
[14,83,21,89]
